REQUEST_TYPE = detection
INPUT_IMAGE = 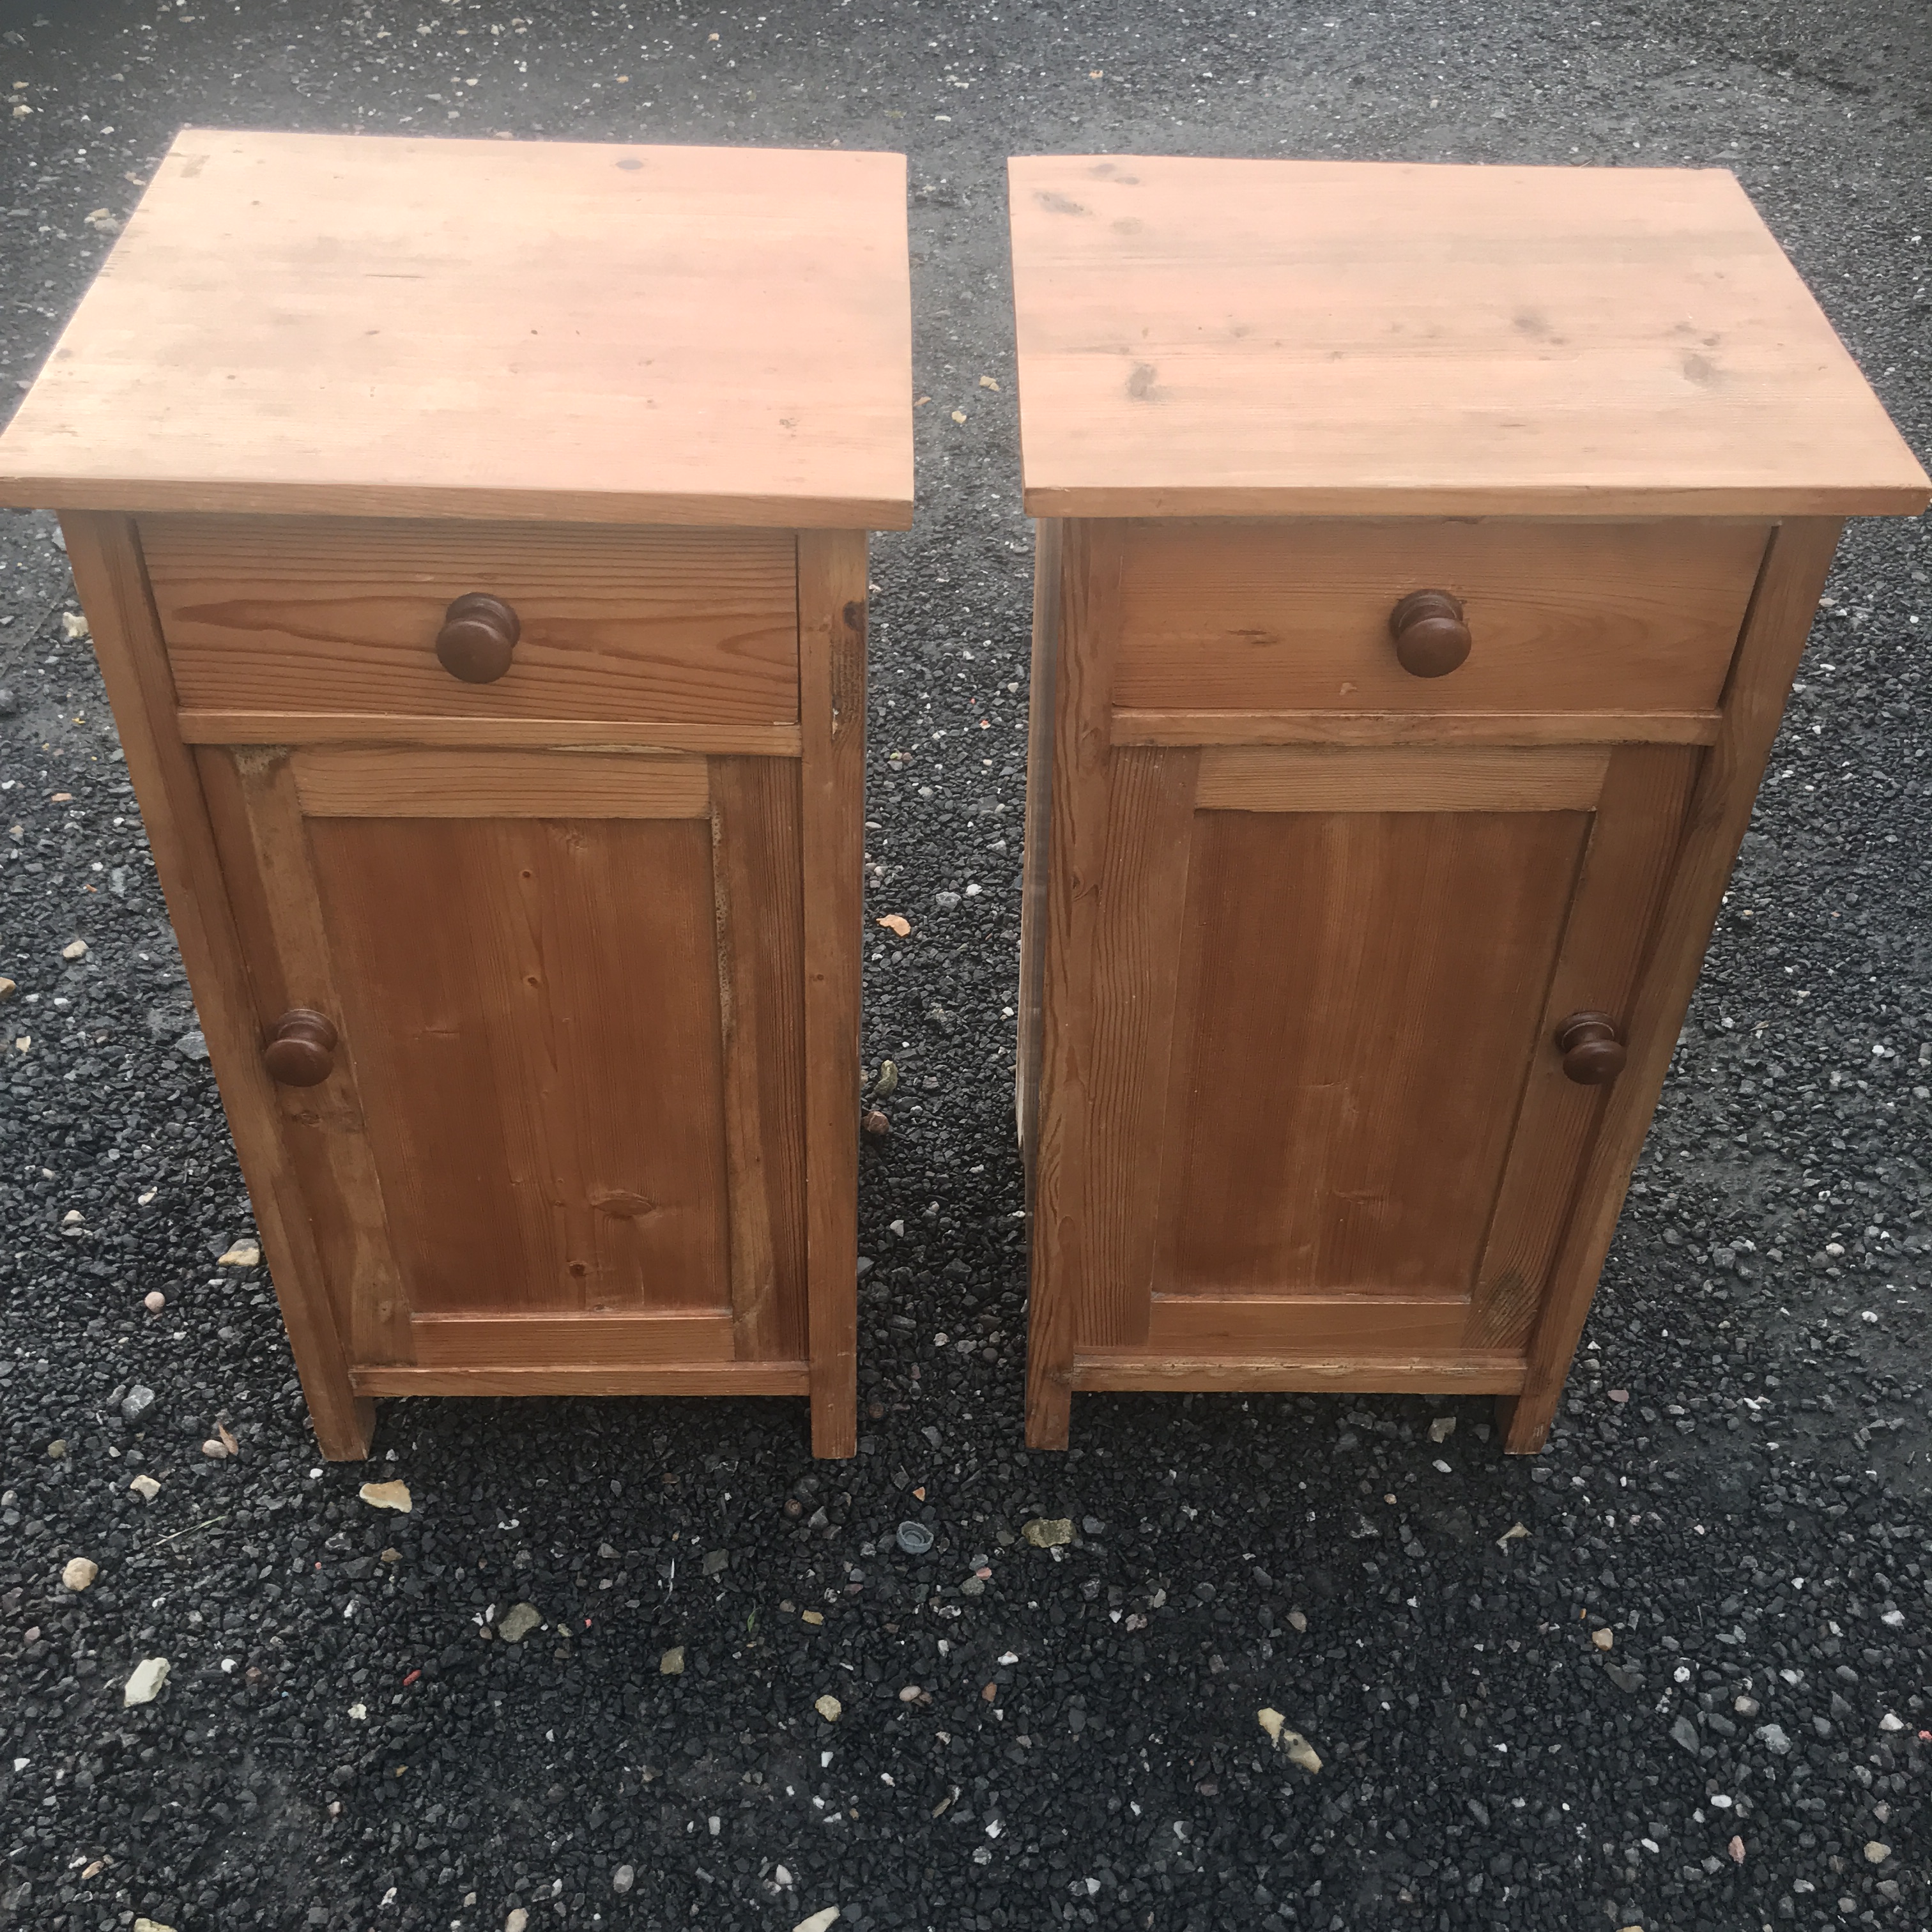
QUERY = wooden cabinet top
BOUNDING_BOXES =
[1008,156,1928,520]
[0,131,914,530]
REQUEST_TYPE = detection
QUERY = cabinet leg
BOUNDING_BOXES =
[309,1388,378,1461]
[1025,1354,1071,1450]
[1496,1389,1555,1456]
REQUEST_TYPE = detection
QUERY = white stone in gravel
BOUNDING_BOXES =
[1257,1709,1322,1772]
[123,1657,170,1706]
[498,1603,540,1643]
[1286,1607,1307,1632]
[358,1480,411,1512]
[61,939,87,960]
[1428,1416,1455,1442]
[793,1911,840,1932]
[1864,1842,1891,1864]
[218,1241,261,1268]
[814,1694,843,1722]
[612,1866,635,1894]
[128,1475,160,1501]
[201,1438,230,1459]
[132,1920,177,1932]
[1756,1722,1792,1754]
[143,1291,165,1313]
[61,1557,98,1591]
[659,1646,685,1675]
[0,978,14,1001]
[1880,1711,1904,1731]
[504,1914,528,1932]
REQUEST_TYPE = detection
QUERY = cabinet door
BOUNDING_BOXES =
[1035,739,1695,1388]
[197,744,807,1388]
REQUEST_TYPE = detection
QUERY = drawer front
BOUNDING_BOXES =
[142,516,800,726]
[1112,519,1768,717]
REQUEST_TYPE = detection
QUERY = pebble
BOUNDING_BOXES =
[128,1475,160,1502]
[1257,1710,1323,1773]
[498,1604,541,1644]
[611,1865,635,1894]
[1591,1627,1614,1651]
[217,1241,261,1268]
[201,1438,229,1459]
[814,1694,843,1722]
[1729,1835,1745,1862]
[1864,1841,1890,1864]
[61,939,87,960]
[792,1911,841,1932]
[1285,1607,1307,1632]
[1427,1416,1455,1442]
[142,1290,165,1313]
[61,1556,98,1592]
[358,1480,412,1512]
[0,977,14,1000]
[132,1921,178,1932]
[45,1438,66,1459]
[119,1384,157,1427]
[505,1913,528,1932]
[659,1646,685,1675]
[122,1657,170,1706]
[1022,1517,1073,1548]
[1755,1722,1792,1755]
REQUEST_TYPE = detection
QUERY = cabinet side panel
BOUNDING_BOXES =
[798,530,866,1457]
[60,513,372,1458]
[1468,744,1700,1349]
[1023,521,1123,1448]
[1016,518,1062,1162]
[1160,809,1589,1298]
[308,815,734,1317]
[1501,517,1844,1452]
[712,756,809,1363]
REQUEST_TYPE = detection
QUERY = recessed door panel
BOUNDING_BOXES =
[1160,808,1590,1298]
[310,815,733,1317]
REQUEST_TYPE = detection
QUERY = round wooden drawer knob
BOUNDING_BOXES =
[435,593,521,684]
[1389,589,1471,678]
[264,1008,339,1086]
[1556,1010,1627,1085]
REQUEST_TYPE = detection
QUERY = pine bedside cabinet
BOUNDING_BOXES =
[1009,157,1928,1453]
[0,131,912,1460]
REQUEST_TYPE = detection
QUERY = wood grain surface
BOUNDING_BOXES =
[1158,808,1590,1299]
[0,132,913,527]
[1009,158,1929,518]
[288,747,710,819]
[307,814,735,1321]
[1195,744,1609,813]
[144,516,801,724]
[1113,519,1765,715]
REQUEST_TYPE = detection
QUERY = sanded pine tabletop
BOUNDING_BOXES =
[0,130,914,529]
[1008,156,1929,520]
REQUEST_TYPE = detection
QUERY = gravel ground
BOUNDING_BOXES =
[2,3,1929,1929]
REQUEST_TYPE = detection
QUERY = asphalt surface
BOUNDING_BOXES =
[1,2,1929,1929]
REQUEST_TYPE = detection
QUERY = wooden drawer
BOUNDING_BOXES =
[141,515,801,731]
[1111,519,1769,723]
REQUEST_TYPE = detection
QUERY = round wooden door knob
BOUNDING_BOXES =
[264,1008,339,1086]
[1389,589,1472,678]
[1556,1011,1627,1085]
[435,593,521,684]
